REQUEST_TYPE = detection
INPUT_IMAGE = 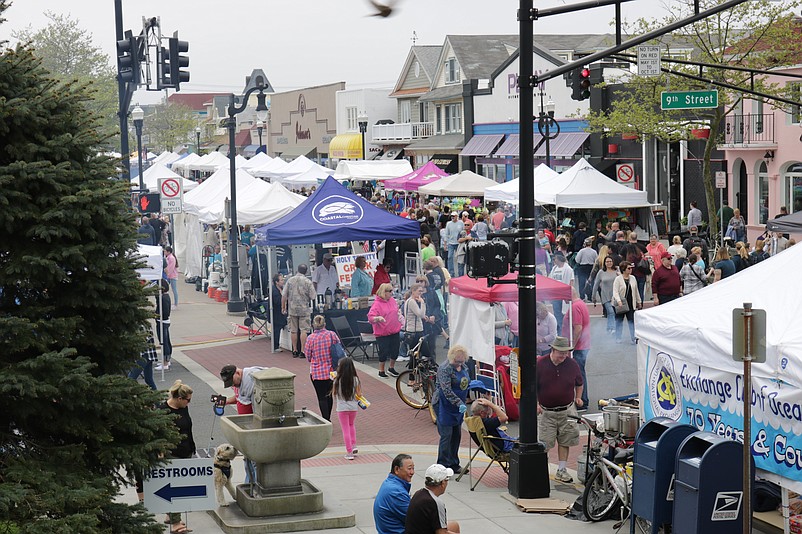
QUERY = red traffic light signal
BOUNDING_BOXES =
[571,66,592,101]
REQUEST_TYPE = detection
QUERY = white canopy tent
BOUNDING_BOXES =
[282,165,335,188]
[152,151,181,166]
[417,175,457,196]
[636,243,802,498]
[268,155,334,182]
[536,158,649,207]
[170,153,200,176]
[189,151,230,172]
[437,170,499,197]
[197,182,304,226]
[249,157,290,179]
[129,163,199,193]
[183,167,268,216]
[484,164,559,204]
[240,152,272,170]
[332,159,413,181]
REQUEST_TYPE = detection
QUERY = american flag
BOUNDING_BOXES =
[362,240,370,253]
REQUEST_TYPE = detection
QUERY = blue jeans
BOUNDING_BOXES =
[635,276,646,302]
[436,421,462,470]
[572,348,590,407]
[552,300,564,336]
[128,358,157,390]
[603,301,616,332]
[448,244,458,276]
[169,278,178,305]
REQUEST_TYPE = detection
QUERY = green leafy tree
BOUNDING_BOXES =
[0,2,177,531]
[12,10,119,151]
[584,0,802,232]
[142,102,199,153]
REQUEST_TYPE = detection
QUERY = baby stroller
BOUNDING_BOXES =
[243,294,271,340]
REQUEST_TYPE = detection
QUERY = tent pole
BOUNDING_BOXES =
[267,246,275,354]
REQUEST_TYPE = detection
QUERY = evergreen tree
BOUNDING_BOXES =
[0,2,177,531]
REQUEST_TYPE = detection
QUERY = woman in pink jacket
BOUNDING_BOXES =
[368,283,403,379]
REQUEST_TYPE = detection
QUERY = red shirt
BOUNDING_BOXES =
[537,355,583,407]
[651,265,681,296]
[372,265,391,295]
[562,298,591,350]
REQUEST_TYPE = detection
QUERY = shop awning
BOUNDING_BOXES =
[534,132,589,157]
[459,134,504,156]
[378,147,405,160]
[328,133,364,160]
[242,145,261,158]
[430,154,459,174]
[493,134,519,156]
[278,146,317,160]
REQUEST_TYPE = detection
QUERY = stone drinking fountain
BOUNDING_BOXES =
[212,368,355,533]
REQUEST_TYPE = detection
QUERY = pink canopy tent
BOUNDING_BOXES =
[383,161,450,191]
[449,273,572,302]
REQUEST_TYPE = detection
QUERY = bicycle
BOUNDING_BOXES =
[574,415,654,533]
[395,336,438,424]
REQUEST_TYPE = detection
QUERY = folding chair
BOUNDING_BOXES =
[356,320,377,360]
[243,294,271,340]
[330,315,369,361]
[455,416,515,491]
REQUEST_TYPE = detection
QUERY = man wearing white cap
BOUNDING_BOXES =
[405,464,461,534]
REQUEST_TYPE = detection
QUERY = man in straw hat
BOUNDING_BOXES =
[537,336,584,483]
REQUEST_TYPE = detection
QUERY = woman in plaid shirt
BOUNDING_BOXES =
[304,315,340,421]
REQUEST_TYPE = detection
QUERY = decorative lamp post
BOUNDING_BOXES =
[132,105,145,191]
[357,113,369,160]
[195,126,202,155]
[537,95,560,169]
[225,83,270,314]
[256,120,265,154]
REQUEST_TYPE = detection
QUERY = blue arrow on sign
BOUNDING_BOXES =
[154,483,207,502]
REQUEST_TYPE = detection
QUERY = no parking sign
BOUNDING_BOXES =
[616,164,636,188]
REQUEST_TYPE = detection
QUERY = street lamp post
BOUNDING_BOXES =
[195,127,202,155]
[132,105,145,192]
[357,113,368,160]
[537,94,560,169]
[256,120,265,154]
[225,83,270,314]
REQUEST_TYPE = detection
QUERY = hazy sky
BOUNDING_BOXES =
[0,0,672,102]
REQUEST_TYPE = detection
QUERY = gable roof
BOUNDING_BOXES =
[443,35,519,80]
[167,93,229,112]
[391,45,443,97]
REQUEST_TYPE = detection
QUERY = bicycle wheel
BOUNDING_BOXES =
[426,379,438,424]
[396,369,428,409]
[582,466,621,522]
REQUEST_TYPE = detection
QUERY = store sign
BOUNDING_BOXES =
[334,252,378,286]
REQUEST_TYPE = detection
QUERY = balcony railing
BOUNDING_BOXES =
[723,113,775,145]
[371,122,435,142]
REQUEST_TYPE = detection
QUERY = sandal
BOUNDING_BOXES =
[170,523,193,533]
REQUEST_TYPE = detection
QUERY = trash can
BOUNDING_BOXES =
[630,417,696,534]
[673,431,755,534]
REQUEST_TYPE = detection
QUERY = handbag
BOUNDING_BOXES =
[614,301,631,315]
[330,332,346,370]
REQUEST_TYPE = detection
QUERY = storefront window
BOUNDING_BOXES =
[786,163,802,214]
[757,162,768,224]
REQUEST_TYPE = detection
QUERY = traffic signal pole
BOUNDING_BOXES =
[114,0,131,183]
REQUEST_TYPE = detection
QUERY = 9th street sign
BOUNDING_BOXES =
[661,89,719,110]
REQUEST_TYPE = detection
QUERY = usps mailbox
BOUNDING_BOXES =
[630,417,696,534]
[673,431,755,534]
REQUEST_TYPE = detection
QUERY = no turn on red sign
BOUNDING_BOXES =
[159,178,183,215]
[616,164,636,188]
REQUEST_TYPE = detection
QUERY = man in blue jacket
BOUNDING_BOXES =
[373,454,415,534]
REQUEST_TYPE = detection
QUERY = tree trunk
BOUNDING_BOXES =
[701,112,723,240]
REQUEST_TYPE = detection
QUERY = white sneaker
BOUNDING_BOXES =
[397,355,410,362]
[344,453,355,461]
[154,364,170,371]
[555,468,573,483]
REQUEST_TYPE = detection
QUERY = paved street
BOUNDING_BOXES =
[126,278,770,533]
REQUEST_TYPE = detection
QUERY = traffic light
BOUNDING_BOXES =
[571,66,591,101]
[116,32,141,84]
[162,34,189,90]
[138,193,161,214]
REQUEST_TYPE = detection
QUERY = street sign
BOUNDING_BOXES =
[716,170,727,189]
[159,177,183,215]
[661,90,719,110]
[616,163,636,188]
[143,458,216,514]
[637,45,661,77]
[732,307,766,363]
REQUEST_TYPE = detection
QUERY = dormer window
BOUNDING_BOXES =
[445,58,460,84]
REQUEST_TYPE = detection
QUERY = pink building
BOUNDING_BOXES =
[721,64,802,244]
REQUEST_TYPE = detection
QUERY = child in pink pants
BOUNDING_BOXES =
[332,358,362,460]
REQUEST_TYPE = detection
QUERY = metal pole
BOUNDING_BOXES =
[545,119,551,170]
[114,0,130,183]
[743,302,753,534]
[135,122,144,192]
[721,188,725,248]
[508,0,550,500]
[227,96,245,314]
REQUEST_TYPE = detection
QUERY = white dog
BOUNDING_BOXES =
[213,443,238,506]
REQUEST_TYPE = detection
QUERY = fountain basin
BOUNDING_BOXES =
[220,410,332,464]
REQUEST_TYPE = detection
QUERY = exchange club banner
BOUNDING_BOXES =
[641,345,802,489]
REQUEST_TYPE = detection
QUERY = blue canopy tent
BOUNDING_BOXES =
[254,176,421,245]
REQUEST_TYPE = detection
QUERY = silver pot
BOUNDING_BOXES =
[602,405,621,435]
[618,408,640,438]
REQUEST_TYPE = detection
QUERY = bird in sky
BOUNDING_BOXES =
[367,0,397,17]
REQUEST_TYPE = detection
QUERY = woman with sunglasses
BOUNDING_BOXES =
[611,260,642,345]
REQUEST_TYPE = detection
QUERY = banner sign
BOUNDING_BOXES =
[642,345,802,488]
[334,252,378,287]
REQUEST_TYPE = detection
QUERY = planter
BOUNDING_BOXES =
[622,133,638,141]
[608,143,619,154]
[691,128,710,139]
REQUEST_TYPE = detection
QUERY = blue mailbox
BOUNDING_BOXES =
[673,431,755,534]
[630,417,696,534]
